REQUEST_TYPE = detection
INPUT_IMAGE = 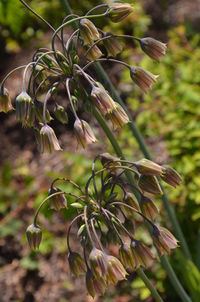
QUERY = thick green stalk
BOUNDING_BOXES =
[60,0,191,261]
[93,108,192,302]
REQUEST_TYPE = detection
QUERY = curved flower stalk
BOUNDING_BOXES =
[27,154,181,300]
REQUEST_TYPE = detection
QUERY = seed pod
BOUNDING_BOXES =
[79,18,100,45]
[0,87,14,113]
[106,255,127,284]
[89,247,108,278]
[161,166,182,187]
[106,103,129,130]
[68,252,87,277]
[54,103,68,124]
[91,86,116,116]
[103,34,123,57]
[26,223,42,249]
[108,3,133,23]
[74,118,96,148]
[135,159,164,176]
[153,226,178,255]
[40,124,62,153]
[138,175,163,195]
[48,187,67,211]
[140,195,159,221]
[86,269,106,298]
[87,45,103,61]
[130,67,159,93]
[139,37,167,61]
[15,91,35,127]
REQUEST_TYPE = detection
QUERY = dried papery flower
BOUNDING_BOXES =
[135,159,164,176]
[103,34,123,57]
[132,241,154,268]
[139,37,167,61]
[74,118,96,148]
[68,252,87,277]
[87,45,103,61]
[138,175,163,195]
[15,91,35,127]
[107,103,129,130]
[153,226,178,255]
[130,67,159,93]
[119,244,135,270]
[89,247,108,277]
[40,124,62,153]
[140,195,159,221]
[91,86,116,116]
[86,269,106,298]
[108,3,133,23]
[26,224,42,249]
[48,187,67,211]
[79,18,100,45]
[106,255,127,285]
[0,88,14,113]
[161,166,182,187]
[54,104,68,124]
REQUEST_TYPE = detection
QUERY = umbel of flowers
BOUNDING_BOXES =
[0,2,166,151]
[26,154,181,297]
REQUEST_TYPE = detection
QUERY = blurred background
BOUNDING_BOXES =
[0,0,200,301]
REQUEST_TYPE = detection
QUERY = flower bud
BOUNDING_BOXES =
[86,269,106,298]
[68,252,87,277]
[56,51,71,75]
[89,247,108,278]
[139,37,167,61]
[26,224,42,249]
[74,119,96,148]
[103,34,123,57]
[87,45,103,61]
[48,187,67,211]
[54,103,68,124]
[79,18,100,45]
[16,91,35,127]
[0,88,14,113]
[107,103,129,130]
[135,159,164,176]
[153,226,178,255]
[40,54,56,68]
[140,195,159,221]
[161,166,182,187]
[130,67,158,93]
[108,3,133,23]
[106,255,127,285]
[131,240,153,268]
[40,124,62,153]
[91,86,116,116]
[119,244,135,270]
[138,175,163,195]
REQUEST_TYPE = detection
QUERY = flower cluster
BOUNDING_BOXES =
[26,154,181,297]
[0,2,167,152]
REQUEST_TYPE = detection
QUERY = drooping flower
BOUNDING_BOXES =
[26,224,42,249]
[48,187,67,211]
[131,240,154,268]
[74,118,96,148]
[91,86,116,116]
[0,87,14,113]
[135,159,164,176]
[15,91,35,127]
[140,195,159,221]
[153,226,178,255]
[108,3,133,23]
[139,37,167,61]
[161,166,182,187]
[119,244,135,270]
[87,45,103,61]
[40,124,62,153]
[103,34,123,57]
[68,252,87,277]
[106,255,127,285]
[54,103,68,124]
[79,18,100,45]
[130,67,159,93]
[89,247,108,277]
[86,269,106,298]
[106,103,129,130]
[138,175,163,195]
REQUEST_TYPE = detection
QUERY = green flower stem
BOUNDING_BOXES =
[93,107,192,302]
[60,0,191,261]
[136,269,164,302]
